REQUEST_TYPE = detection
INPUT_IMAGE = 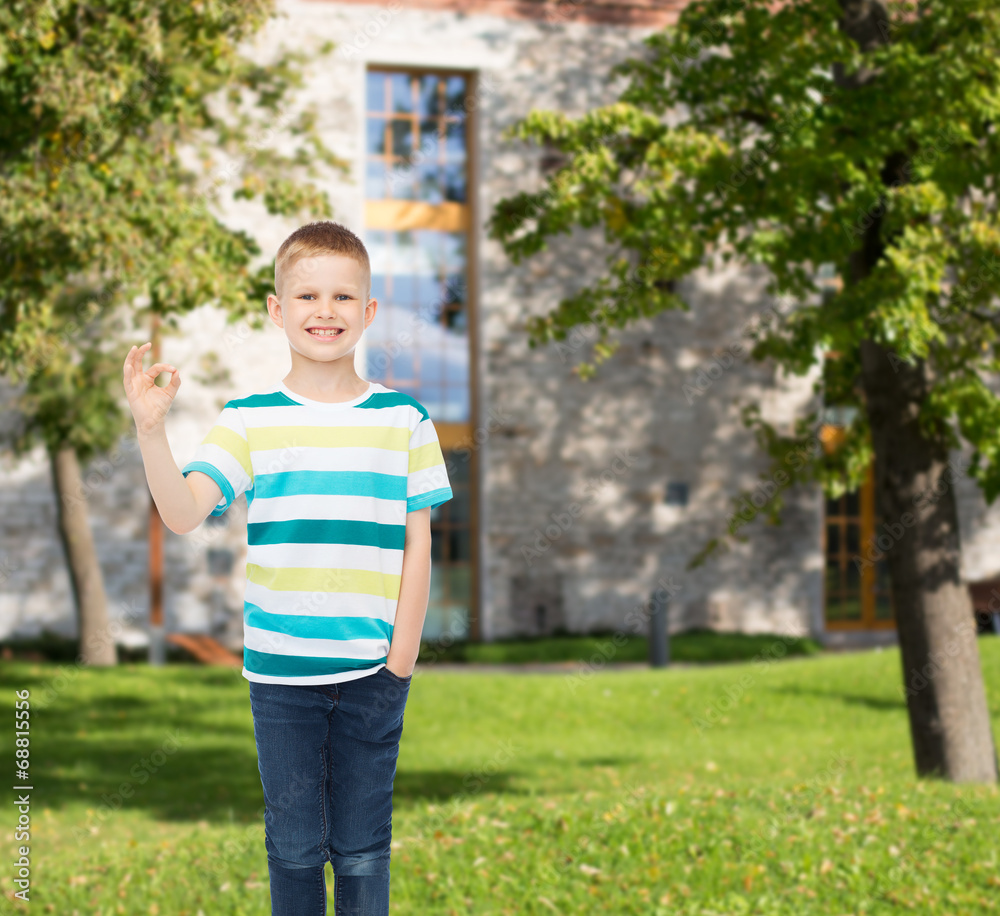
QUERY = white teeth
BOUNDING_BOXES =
[309,328,342,337]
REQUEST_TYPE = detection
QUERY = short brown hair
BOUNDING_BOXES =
[274,221,371,299]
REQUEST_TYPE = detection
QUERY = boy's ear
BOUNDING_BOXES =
[266,293,283,327]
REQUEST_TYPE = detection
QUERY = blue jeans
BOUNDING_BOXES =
[248,666,412,915]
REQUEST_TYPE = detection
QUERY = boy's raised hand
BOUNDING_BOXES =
[123,342,181,437]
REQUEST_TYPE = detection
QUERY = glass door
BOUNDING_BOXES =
[822,454,895,630]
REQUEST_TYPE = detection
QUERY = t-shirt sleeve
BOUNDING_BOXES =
[407,408,453,513]
[181,404,253,517]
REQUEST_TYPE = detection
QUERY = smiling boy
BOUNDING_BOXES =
[123,220,453,915]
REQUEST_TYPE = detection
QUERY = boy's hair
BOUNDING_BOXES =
[274,221,372,300]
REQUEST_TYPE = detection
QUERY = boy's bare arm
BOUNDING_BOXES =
[135,428,223,535]
[124,343,223,535]
[387,507,432,677]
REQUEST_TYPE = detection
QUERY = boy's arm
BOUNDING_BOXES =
[386,506,432,677]
[124,343,224,535]
[136,427,224,535]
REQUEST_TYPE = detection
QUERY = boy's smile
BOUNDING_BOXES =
[266,253,377,364]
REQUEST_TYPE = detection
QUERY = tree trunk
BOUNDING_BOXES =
[836,0,997,784]
[856,323,997,783]
[49,445,117,666]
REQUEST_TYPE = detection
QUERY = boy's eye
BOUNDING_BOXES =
[298,294,352,301]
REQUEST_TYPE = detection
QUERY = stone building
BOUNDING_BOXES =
[3,0,1000,654]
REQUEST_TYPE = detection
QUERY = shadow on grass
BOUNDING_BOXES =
[28,720,533,824]
[393,768,524,805]
[44,747,527,825]
[1,665,533,825]
[575,755,638,768]
[766,685,905,711]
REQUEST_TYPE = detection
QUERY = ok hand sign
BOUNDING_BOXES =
[123,343,181,437]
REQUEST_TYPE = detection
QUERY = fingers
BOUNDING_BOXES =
[163,368,182,398]
[123,345,176,400]
[123,345,174,378]
[123,343,152,375]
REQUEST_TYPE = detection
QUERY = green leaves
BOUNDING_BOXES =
[0,0,345,462]
[490,0,1000,545]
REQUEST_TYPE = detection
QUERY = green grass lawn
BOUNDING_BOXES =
[416,629,823,666]
[2,640,999,915]
[2,627,824,667]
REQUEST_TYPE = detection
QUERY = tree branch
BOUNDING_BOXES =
[833,0,891,89]
[734,108,772,127]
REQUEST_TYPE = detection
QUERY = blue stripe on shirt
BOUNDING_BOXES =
[245,603,393,642]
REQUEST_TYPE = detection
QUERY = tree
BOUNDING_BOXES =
[0,0,345,664]
[489,0,1000,783]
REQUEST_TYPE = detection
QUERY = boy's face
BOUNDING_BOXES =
[266,253,377,367]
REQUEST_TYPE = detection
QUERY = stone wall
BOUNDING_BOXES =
[4,0,997,649]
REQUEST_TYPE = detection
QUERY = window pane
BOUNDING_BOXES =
[367,72,387,113]
[875,561,893,619]
[390,73,413,113]
[390,120,412,157]
[367,118,388,156]
[445,75,466,113]
[385,161,418,200]
[447,563,472,604]
[366,160,386,199]
[366,344,392,378]
[445,348,468,382]
[392,349,414,378]
[840,597,862,620]
[875,589,893,620]
[419,350,445,384]
[449,528,471,561]
[876,559,890,588]
[441,389,469,422]
[445,274,465,305]
[447,492,468,531]
[826,595,847,621]
[825,523,840,556]
[418,75,441,117]
[419,118,441,149]
[421,296,446,326]
[443,161,466,202]
[392,273,417,303]
[417,162,444,204]
[845,489,860,516]
[417,275,443,304]
[445,120,465,156]
[442,232,465,271]
[420,384,446,414]
[445,305,466,334]
[845,560,860,591]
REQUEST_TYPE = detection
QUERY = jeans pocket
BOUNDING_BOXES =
[382,665,412,684]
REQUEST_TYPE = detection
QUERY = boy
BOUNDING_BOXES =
[123,220,453,915]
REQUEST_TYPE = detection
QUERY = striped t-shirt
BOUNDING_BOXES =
[180,380,453,685]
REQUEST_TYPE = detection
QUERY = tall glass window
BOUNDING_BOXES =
[366,71,467,205]
[365,69,475,641]
[364,228,469,422]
